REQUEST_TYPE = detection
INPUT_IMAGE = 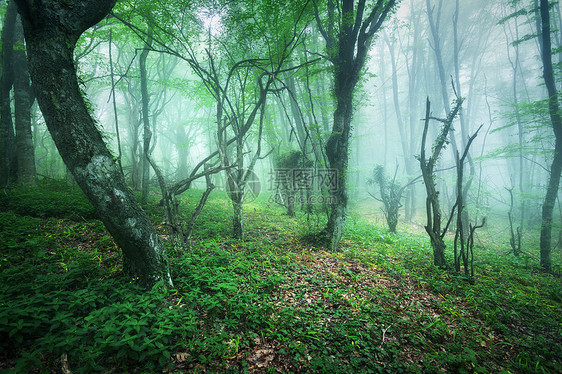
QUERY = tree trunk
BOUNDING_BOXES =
[316,0,396,250]
[325,81,353,250]
[406,0,421,222]
[108,28,124,176]
[385,30,417,222]
[232,199,244,239]
[539,0,562,273]
[505,9,529,230]
[13,16,37,184]
[176,141,190,180]
[130,116,142,190]
[140,35,152,204]
[384,32,409,166]
[419,98,463,268]
[285,73,307,147]
[15,0,172,287]
[426,0,460,158]
[0,1,17,187]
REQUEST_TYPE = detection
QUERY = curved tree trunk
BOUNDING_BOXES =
[15,0,172,287]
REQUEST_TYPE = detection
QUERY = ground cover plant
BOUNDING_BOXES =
[0,182,560,373]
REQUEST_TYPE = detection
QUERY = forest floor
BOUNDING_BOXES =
[0,181,561,373]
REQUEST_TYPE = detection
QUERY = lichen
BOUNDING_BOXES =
[75,155,112,180]
[113,188,126,203]
[126,218,142,240]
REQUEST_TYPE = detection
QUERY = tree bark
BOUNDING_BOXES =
[0,1,17,187]
[108,28,124,176]
[325,81,353,250]
[315,0,397,250]
[13,15,37,184]
[14,0,172,287]
[539,0,562,273]
[425,0,460,157]
[419,98,463,268]
[405,0,421,222]
[140,34,152,203]
[232,199,244,239]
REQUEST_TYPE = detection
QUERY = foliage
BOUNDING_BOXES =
[0,179,96,220]
[0,183,560,372]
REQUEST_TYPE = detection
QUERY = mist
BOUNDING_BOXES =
[1,0,561,371]
[57,0,561,261]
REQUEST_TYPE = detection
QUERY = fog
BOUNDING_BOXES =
[16,0,562,258]
[3,1,562,370]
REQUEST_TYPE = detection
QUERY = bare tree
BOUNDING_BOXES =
[418,97,463,267]
[452,125,484,278]
[367,165,420,233]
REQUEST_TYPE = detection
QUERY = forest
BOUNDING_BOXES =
[0,0,561,372]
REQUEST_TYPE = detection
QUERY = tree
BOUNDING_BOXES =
[108,28,124,176]
[367,165,419,233]
[139,28,153,203]
[452,124,484,278]
[314,0,397,250]
[272,150,312,217]
[506,186,522,256]
[538,0,562,272]
[114,0,311,240]
[499,0,533,237]
[13,15,37,184]
[14,0,172,287]
[418,97,463,268]
[1,1,38,186]
[0,1,17,187]
[382,2,424,222]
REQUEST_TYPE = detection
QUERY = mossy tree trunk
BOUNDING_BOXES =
[13,16,37,185]
[0,1,17,187]
[314,0,397,250]
[419,98,463,268]
[325,80,353,251]
[14,0,172,288]
[538,0,562,273]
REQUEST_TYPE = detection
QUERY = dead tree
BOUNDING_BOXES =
[418,97,463,268]
[367,165,420,233]
[149,154,234,249]
[506,187,522,256]
[453,125,485,278]
[419,95,486,276]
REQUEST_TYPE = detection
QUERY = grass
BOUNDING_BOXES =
[0,181,560,373]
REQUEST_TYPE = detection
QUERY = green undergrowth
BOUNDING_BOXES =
[0,183,560,373]
[340,215,562,373]
[0,180,96,220]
